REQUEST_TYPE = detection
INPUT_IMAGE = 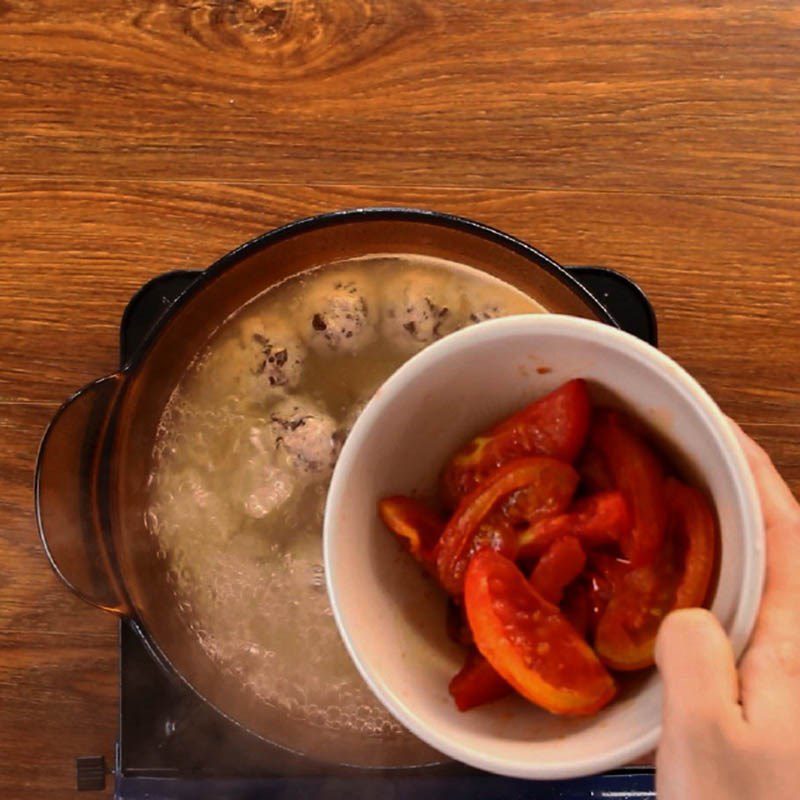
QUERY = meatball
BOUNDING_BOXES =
[267,398,342,479]
[381,270,464,353]
[203,314,306,404]
[296,271,378,354]
[237,314,306,391]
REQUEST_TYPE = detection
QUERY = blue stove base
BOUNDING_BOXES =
[116,770,655,799]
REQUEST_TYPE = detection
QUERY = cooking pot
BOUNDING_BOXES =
[34,208,655,768]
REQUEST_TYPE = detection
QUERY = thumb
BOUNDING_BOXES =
[655,608,741,728]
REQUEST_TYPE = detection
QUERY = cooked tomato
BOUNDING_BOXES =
[464,550,616,716]
[561,580,591,638]
[577,446,615,493]
[593,480,717,670]
[586,554,630,632]
[593,542,679,671]
[448,648,512,711]
[589,410,667,566]
[436,457,579,595]
[378,496,444,569]
[529,536,587,604]
[666,478,717,609]
[441,379,590,506]
[517,491,630,559]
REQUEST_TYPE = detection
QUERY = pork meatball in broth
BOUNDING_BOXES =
[295,271,378,355]
[267,397,342,481]
[380,269,464,353]
[202,313,306,406]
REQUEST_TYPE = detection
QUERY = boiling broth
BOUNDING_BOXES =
[146,255,545,738]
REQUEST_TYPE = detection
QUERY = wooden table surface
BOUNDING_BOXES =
[1,1,798,797]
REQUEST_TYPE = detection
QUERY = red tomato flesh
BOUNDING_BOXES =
[517,490,630,559]
[577,446,615,493]
[589,410,667,566]
[465,551,617,716]
[593,542,679,671]
[378,496,444,569]
[561,581,591,638]
[529,536,587,604]
[436,457,579,595]
[593,482,717,670]
[448,648,512,711]
[666,478,717,609]
[441,379,590,506]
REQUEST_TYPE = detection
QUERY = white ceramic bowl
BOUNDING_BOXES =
[324,314,764,779]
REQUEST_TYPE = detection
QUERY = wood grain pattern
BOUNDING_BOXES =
[1,1,798,797]
[1,1,799,193]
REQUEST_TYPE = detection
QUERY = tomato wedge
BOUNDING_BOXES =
[448,648,512,711]
[378,496,444,569]
[465,551,616,716]
[561,580,591,638]
[586,554,630,632]
[666,478,718,609]
[436,457,579,595]
[529,536,587,604]
[593,542,679,671]
[589,410,667,566]
[441,379,590,506]
[517,491,630,559]
[593,481,717,670]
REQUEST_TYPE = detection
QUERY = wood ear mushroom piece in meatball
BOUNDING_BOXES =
[297,271,378,354]
[380,270,465,354]
[267,398,343,480]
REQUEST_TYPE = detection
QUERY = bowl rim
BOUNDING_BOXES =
[324,313,765,779]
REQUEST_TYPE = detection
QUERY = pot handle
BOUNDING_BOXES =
[564,266,658,347]
[35,373,132,615]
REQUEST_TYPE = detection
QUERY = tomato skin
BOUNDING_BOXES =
[666,478,717,609]
[378,496,444,569]
[517,491,630,559]
[589,410,667,566]
[436,457,579,595]
[441,379,591,506]
[465,551,616,716]
[529,536,587,604]
[448,648,512,711]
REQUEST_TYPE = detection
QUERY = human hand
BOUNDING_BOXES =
[655,422,800,799]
